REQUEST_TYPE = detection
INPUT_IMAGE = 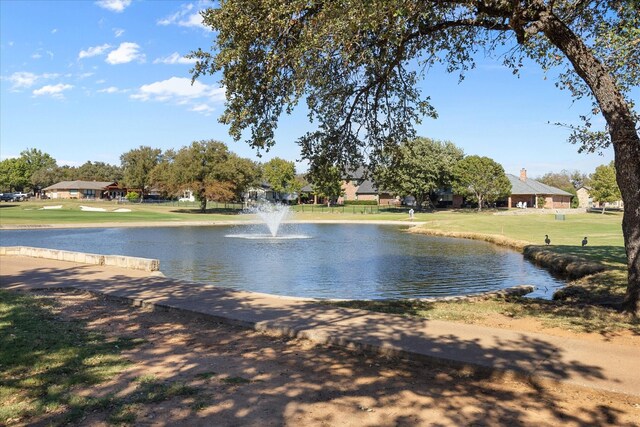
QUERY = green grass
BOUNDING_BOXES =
[415,210,624,249]
[0,199,250,225]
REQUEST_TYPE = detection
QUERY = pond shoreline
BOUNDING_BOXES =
[0,219,426,230]
[408,227,607,283]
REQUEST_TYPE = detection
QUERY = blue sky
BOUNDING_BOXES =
[1,0,635,178]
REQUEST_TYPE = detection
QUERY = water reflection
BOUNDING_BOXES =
[0,224,564,299]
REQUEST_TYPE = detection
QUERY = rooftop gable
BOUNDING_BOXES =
[506,174,573,196]
[43,180,117,191]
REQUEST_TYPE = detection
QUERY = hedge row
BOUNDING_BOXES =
[343,200,378,206]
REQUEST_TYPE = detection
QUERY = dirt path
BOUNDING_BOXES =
[24,289,640,427]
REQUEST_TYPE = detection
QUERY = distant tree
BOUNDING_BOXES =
[173,140,233,212]
[75,161,123,182]
[308,165,343,206]
[149,150,179,198]
[376,137,464,209]
[120,146,162,194]
[590,161,621,213]
[569,170,591,190]
[263,157,297,199]
[0,158,29,191]
[30,166,64,192]
[292,174,309,204]
[452,156,511,212]
[223,154,262,201]
[0,149,57,192]
[20,149,57,184]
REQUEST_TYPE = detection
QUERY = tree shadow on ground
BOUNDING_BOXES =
[547,245,628,266]
[1,263,638,426]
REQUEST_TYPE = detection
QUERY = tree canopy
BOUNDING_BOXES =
[120,146,162,192]
[192,0,640,313]
[263,157,297,197]
[376,137,464,209]
[452,155,511,211]
[590,161,622,212]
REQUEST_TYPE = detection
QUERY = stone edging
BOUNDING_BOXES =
[407,228,605,281]
[0,246,160,272]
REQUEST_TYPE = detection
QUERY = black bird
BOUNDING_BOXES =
[582,236,588,247]
[545,235,551,245]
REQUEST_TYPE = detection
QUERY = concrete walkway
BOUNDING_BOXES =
[1,255,638,397]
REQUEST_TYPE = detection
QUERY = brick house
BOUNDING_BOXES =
[505,169,573,209]
[43,181,124,199]
[339,168,398,205]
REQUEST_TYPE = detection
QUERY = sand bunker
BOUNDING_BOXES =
[112,208,132,213]
[40,205,63,210]
[80,206,107,212]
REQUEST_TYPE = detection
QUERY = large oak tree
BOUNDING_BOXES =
[191,1,640,314]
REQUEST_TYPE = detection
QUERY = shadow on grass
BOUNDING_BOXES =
[545,245,628,266]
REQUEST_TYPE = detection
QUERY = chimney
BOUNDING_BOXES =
[519,168,527,181]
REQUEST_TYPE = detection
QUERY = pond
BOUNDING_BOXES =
[0,223,565,300]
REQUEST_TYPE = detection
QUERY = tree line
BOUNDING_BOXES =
[1,140,621,214]
[0,143,304,212]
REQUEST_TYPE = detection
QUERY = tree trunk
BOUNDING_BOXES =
[541,12,640,314]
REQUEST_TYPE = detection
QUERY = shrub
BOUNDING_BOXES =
[125,191,140,202]
[344,200,378,206]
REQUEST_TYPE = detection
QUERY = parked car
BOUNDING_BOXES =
[12,192,30,201]
[0,193,15,202]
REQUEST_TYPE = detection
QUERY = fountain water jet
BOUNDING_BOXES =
[256,203,290,237]
[226,202,310,239]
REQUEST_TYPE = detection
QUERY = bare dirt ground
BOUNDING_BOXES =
[24,289,640,427]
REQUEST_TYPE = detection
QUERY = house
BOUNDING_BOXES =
[337,168,397,205]
[576,186,624,209]
[576,186,593,208]
[505,169,573,209]
[42,181,123,199]
[243,182,298,205]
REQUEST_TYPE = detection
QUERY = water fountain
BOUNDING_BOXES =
[226,202,309,239]
[255,203,290,237]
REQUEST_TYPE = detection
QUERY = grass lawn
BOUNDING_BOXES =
[0,199,249,225]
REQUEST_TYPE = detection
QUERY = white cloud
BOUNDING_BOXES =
[79,43,111,59]
[51,28,58,34]
[131,76,224,113]
[153,52,197,65]
[98,86,121,93]
[4,71,59,89]
[33,83,73,99]
[95,0,132,13]
[31,49,54,60]
[157,3,207,29]
[190,104,214,114]
[106,42,144,64]
[113,28,125,37]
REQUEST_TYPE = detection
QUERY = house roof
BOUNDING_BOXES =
[506,175,573,196]
[43,180,116,191]
[355,179,378,194]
